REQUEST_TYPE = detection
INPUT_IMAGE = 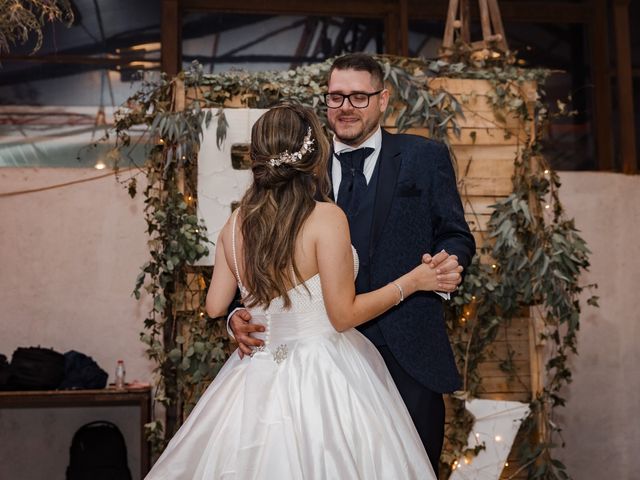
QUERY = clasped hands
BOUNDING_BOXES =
[230,250,463,358]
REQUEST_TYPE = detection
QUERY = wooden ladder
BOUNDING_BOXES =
[441,0,509,57]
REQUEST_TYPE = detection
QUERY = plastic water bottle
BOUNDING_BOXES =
[115,360,126,390]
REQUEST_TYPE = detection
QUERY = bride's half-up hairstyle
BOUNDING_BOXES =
[238,103,331,308]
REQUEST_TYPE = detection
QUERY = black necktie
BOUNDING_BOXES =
[336,147,374,220]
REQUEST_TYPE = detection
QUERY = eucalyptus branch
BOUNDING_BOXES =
[108,57,594,476]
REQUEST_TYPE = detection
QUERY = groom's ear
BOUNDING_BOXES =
[379,88,390,113]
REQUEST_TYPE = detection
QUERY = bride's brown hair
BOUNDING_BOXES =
[237,104,331,308]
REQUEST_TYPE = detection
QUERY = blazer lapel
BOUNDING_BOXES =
[327,147,335,200]
[370,129,402,256]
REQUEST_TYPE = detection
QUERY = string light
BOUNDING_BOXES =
[545,204,550,209]
[94,159,106,170]
[491,264,497,269]
[495,435,502,442]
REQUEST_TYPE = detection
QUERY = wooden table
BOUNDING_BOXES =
[0,387,152,477]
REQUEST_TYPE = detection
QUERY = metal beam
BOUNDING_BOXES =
[409,0,590,24]
[613,0,637,174]
[399,0,409,56]
[181,0,393,17]
[0,54,152,66]
[385,11,399,55]
[161,0,181,77]
[589,0,614,171]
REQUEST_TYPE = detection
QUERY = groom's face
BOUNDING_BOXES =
[326,68,388,147]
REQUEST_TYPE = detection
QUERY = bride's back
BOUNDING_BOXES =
[219,104,332,309]
[220,202,331,301]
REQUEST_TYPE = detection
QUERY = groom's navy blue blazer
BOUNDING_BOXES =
[331,129,475,394]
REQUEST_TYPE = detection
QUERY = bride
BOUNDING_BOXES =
[145,104,442,479]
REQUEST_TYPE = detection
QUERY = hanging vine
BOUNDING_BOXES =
[108,54,596,479]
[0,0,74,54]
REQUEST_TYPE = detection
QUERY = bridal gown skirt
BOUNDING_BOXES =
[146,310,435,480]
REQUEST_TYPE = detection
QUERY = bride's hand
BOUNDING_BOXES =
[410,263,457,293]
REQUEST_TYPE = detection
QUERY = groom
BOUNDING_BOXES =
[229,53,475,475]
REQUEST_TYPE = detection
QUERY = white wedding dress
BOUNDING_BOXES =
[145,217,436,479]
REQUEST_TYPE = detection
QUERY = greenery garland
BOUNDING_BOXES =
[109,53,596,479]
[0,0,74,54]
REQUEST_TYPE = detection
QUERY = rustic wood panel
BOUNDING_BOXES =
[213,77,538,475]
[463,195,503,215]
[453,144,521,162]
[456,154,516,179]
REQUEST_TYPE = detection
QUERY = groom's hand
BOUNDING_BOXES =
[422,250,463,291]
[229,309,265,359]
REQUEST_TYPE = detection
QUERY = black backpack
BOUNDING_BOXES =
[9,346,65,390]
[66,421,132,480]
[59,350,108,390]
[0,354,10,388]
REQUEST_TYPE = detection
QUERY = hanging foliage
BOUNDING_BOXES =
[0,0,74,54]
[109,54,596,479]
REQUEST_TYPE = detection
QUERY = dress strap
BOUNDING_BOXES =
[231,210,247,295]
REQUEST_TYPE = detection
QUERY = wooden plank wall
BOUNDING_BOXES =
[188,77,542,477]
[385,78,541,479]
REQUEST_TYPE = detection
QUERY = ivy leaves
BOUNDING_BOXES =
[111,57,594,478]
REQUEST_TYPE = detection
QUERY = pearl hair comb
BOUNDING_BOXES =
[268,127,315,167]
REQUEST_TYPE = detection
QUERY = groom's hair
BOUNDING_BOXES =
[329,53,384,89]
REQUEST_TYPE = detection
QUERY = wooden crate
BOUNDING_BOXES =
[191,77,542,478]
[386,78,541,479]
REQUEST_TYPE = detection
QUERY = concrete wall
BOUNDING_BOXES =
[557,171,640,479]
[0,168,638,478]
[0,168,154,480]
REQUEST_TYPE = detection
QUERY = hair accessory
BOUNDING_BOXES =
[268,127,315,167]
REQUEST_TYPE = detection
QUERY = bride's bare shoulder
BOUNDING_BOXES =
[217,212,237,242]
[311,201,346,220]
[308,202,348,234]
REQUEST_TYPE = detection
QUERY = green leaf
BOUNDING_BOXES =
[168,348,182,364]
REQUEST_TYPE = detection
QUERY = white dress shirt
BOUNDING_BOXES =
[332,127,449,301]
[331,127,383,202]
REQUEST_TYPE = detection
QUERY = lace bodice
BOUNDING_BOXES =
[231,211,359,352]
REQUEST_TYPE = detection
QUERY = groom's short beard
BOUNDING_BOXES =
[331,115,381,147]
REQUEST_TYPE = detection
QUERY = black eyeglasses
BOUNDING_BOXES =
[324,90,383,109]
